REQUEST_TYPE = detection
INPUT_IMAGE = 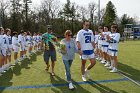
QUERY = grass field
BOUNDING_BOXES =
[0,41,140,93]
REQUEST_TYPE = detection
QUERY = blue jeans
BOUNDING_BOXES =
[63,60,73,82]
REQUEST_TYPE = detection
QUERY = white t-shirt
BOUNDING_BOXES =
[76,29,94,50]
[108,33,120,50]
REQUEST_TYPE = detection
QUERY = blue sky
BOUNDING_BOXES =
[32,0,140,20]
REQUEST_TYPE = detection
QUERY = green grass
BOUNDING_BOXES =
[0,41,140,93]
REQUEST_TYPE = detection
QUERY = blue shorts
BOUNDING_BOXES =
[43,50,56,62]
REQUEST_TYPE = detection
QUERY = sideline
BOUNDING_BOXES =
[0,78,128,90]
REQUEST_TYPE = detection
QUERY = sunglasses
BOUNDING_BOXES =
[68,34,72,36]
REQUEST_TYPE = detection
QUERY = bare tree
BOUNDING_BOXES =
[40,0,61,25]
[100,8,105,24]
[78,6,88,21]
[0,0,11,27]
[88,2,97,24]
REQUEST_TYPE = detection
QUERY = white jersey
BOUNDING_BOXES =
[102,31,111,46]
[12,36,19,47]
[33,36,37,42]
[18,34,25,46]
[7,35,12,49]
[24,36,28,47]
[0,35,5,50]
[3,34,9,50]
[94,34,99,44]
[27,35,33,44]
[98,33,102,45]
[76,29,94,50]
[37,35,42,42]
[108,33,120,50]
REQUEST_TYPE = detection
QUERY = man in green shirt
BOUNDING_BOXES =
[42,26,58,76]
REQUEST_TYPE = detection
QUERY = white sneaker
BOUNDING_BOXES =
[0,73,2,76]
[104,62,110,67]
[107,66,113,70]
[19,58,23,62]
[82,75,87,81]
[96,57,99,60]
[69,83,74,90]
[101,60,106,64]
[15,60,19,64]
[85,69,90,78]
[110,68,118,73]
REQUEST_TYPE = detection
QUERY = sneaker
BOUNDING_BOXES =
[85,69,90,78]
[51,72,55,76]
[0,73,2,76]
[101,60,106,64]
[110,68,118,73]
[96,57,99,60]
[82,75,87,81]
[104,62,110,67]
[107,66,113,70]
[99,58,102,61]
[19,58,23,62]
[69,83,74,90]
[45,65,50,71]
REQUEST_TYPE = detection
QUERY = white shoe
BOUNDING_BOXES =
[99,58,102,61]
[110,68,118,73]
[107,66,113,70]
[69,83,74,90]
[85,69,90,78]
[19,58,23,62]
[15,60,19,64]
[0,73,2,76]
[82,75,87,81]
[101,60,106,64]
[2,70,6,73]
[104,62,110,67]
[96,57,99,60]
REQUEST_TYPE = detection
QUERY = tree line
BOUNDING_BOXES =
[0,0,137,36]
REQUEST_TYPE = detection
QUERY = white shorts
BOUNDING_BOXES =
[33,41,38,46]
[102,47,108,53]
[25,46,28,51]
[28,43,33,47]
[13,46,19,53]
[108,49,118,56]
[0,49,7,56]
[80,53,95,60]
[7,49,12,56]
[98,44,102,50]
[20,46,26,51]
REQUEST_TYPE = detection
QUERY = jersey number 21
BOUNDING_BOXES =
[85,36,91,43]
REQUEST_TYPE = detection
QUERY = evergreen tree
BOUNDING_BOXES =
[103,1,117,26]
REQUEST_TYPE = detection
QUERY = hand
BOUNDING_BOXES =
[100,33,104,37]
[78,50,83,56]
[106,35,110,40]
